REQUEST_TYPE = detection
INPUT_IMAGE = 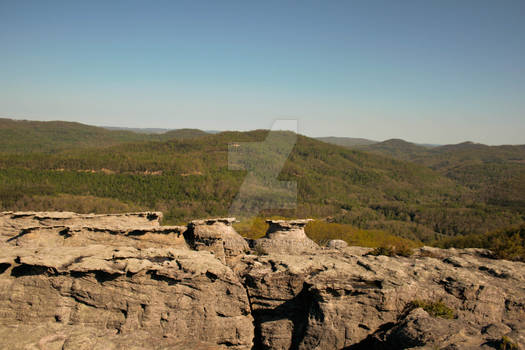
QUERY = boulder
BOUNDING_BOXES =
[326,239,348,250]
[184,218,249,263]
[253,219,318,255]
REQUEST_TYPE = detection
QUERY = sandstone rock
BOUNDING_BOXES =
[482,323,512,339]
[0,211,188,249]
[253,219,318,255]
[6,225,188,249]
[1,211,525,350]
[0,245,253,349]
[238,248,525,349]
[0,211,162,231]
[184,218,249,263]
[325,239,348,250]
[377,308,482,349]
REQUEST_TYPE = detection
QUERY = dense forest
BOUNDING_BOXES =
[1,118,524,259]
[326,137,525,214]
[435,224,525,262]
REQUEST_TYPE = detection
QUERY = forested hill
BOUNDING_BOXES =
[0,118,209,153]
[0,121,523,242]
[315,136,377,147]
[321,137,525,214]
[356,138,433,160]
[323,137,525,164]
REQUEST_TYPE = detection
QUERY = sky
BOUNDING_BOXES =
[1,0,524,145]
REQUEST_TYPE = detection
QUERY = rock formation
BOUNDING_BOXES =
[252,219,318,255]
[1,212,524,349]
[325,239,348,250]
[185,218,249,264]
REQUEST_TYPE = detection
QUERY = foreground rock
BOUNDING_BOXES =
[0,245,253,349]
[1,212,524,349]
[237,247,525,349]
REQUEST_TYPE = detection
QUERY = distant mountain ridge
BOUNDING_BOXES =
[103,126,213,139]
[321,136,525,213]
[317,136,445,150]
[103,126,172,134]
[0,118,209,153]
[316,136,377,147]
[356,138,433,160]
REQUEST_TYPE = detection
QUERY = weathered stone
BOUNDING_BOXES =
[253,219,318,255]
[1,211,525,350]
[0,245,254,349]
[378,308,482,349]
[238,248,525,349]
[325,239,348,250]
[0,211,163,231]
[0,211,188,249]
[184,218,249,263]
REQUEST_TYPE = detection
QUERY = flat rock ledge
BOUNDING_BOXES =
[1,212,524,350]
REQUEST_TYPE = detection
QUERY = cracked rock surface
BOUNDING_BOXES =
[1,212,524,349]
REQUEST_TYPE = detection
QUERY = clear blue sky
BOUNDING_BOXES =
[1,0,524,144]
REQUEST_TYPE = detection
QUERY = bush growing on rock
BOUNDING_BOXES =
[435,224,525,262]
[368,243,414,257]
[498,335,519,350]
[405,300,455,319]
[368,245,396,256]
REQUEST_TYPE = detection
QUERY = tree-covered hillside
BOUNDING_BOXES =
[316,136,377,147]
[436,224,525,262]
[0,118,209,153]
[1,121,523,243]
[322,137,525,214]
[355,138,432,160]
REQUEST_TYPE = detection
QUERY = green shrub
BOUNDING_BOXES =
[498,336,518,350]
[394,243,414,257]
[304,220,420,249]
[369,246,396,257]
[406,300,455,319]
[368,243,414,257]
[435,225,525,262]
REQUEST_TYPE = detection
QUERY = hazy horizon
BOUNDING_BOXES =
[4,115,524,146]
[1,1,524,145]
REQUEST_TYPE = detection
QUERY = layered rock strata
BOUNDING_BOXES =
[0,212,524,350]
[0,211,187,249]
[0,245,254,349]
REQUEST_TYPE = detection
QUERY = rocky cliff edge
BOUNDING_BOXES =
[0,212,523,350]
